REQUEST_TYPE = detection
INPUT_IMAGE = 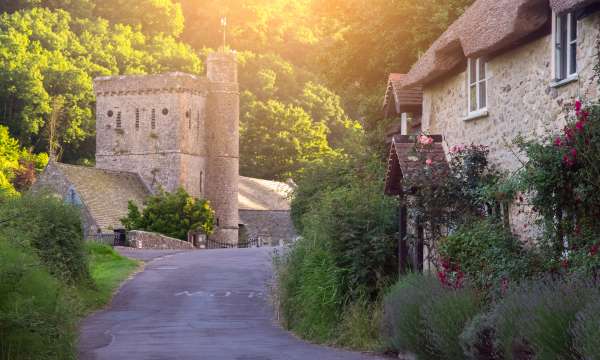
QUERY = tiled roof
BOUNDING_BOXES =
[384,74,423,113]
[55,163,150,231]
[238,176,293,211]
[384,135,449,195]
[402,0,551,88]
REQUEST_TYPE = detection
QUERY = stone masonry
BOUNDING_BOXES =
[421,13,600,238]
[94,51,240,245]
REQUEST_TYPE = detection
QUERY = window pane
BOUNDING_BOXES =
[558,15,568,80]
[470,85,477,112]
[479,60,486,81]
[479,81,487,109]
[570,43,577,74]
[570,14,577,41]
[469,59,477,85]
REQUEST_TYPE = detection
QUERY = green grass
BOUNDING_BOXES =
[77,242,140,312]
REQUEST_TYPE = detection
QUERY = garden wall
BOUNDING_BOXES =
[128,230,195,250]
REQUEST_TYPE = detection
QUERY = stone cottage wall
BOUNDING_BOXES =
[422,13,600,238]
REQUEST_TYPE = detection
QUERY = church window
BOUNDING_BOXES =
[135,108,140,129]
[187,109,192,129]
[116,112,122,128]
[199,171,204,194]
[151,109,156,129]
[107,110,114,117]
[162,108,169,116]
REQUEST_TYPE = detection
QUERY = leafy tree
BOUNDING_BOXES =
[0,8,202,161]
[94,0,184,37]
[0,125,48,196]
[121,188,215,240]
[240,99,335,180]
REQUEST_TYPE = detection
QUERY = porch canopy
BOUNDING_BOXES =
[384,135,449,196]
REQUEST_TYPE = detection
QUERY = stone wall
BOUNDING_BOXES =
[205,53,240,245]
[422,13,600,238]
[239,210,297,246]
[128,230,195,250]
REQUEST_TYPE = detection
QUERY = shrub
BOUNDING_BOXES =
[460,312,502,360]
[0,238,78,360]
[421,284,483,359]
[336,299,382,351]
[490,276,597,360]
[571,298,600,360]
[292,153,398,301]
[121,187,215,240]
[438,219,539,289]
[274,237,344,342]
[382,274,441,358]
[0,192,90,284]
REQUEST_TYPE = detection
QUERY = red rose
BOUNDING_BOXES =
[591,244,599,256]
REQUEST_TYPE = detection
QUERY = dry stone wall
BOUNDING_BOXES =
[128,230,195,250]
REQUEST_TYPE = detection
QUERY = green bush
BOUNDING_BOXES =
[460,312,501,360]
[382,274,440,358]
[274,237,344,342]
[571,298,600,360]
[490,277,597,360]
[438,219,538,289]
[421,284,482,359]
[122,187,215,240]
[0,239,78,360]
[383,274,482,360]
[0,193,90,284]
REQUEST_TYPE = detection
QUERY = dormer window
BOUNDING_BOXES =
[467,58,487,116]
[553,12,578,83]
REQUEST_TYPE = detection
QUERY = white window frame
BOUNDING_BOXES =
[552,11,578,85]
[467,57,488,118]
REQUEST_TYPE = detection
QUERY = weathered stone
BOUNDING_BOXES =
[128,230,195,250]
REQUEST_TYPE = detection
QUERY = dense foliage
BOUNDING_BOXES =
[0,192,90,283]
[0,125,47,196]
[0,192,139,359]
[276,144,397,346]
[122,188,215,240]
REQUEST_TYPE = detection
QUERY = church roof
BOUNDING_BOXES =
[53,163,151,231]
[238,176,293,211]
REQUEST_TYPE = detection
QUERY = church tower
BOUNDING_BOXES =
[205,52,240,245]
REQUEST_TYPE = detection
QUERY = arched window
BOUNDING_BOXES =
[199,171,204,194]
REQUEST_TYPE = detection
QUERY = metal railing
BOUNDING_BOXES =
[205,235,262,249]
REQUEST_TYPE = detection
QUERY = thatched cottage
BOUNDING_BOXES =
[384,0,600,269]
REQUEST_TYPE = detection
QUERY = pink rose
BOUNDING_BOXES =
[418,135,434,145]
[576,120,585,133]
[425,158,433,166]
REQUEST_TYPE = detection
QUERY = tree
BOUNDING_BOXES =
[0,125,48,196]
[240,99,336,180]
[121,188,215,240]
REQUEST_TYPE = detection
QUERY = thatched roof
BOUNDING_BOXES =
[551,0,600,13]
[383,74,423,114]
[402,0,552,88]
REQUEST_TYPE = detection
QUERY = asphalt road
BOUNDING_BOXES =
[78,248,385,360]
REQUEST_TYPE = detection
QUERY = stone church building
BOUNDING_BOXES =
[35,52,296,245]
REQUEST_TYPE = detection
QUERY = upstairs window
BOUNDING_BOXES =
[554,12,578,81]
[467,58,487,115]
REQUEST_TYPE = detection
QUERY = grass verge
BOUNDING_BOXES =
[77,242,141,312]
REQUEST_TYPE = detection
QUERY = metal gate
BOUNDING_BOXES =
[205,235,261,249]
